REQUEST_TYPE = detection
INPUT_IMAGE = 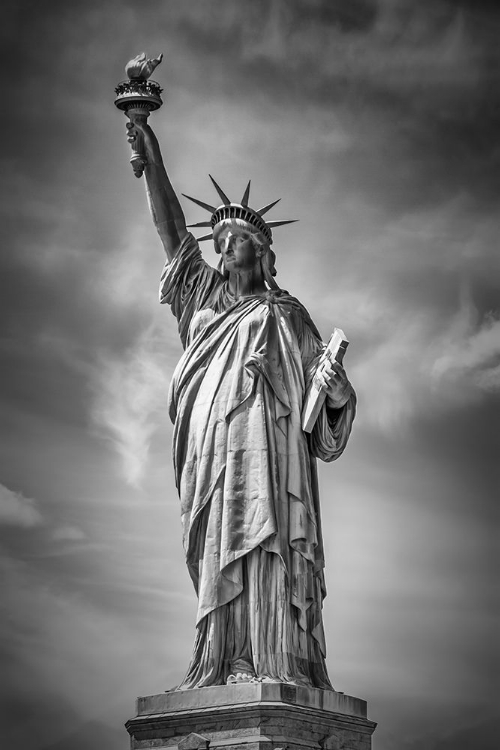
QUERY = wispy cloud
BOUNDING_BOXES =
[52,526,87,542]
[311,187,500,433]
[350,301,500,432]
[90,323,174,487]
[0,483,42,528]
[431,287,500,396]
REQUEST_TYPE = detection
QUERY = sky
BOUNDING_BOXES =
[1,1,499,749]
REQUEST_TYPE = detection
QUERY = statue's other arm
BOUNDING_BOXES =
[127,118,188,261]
[297,310,356,462]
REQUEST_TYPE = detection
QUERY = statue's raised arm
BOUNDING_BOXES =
[115,52,187,261]
[126,118,188,260]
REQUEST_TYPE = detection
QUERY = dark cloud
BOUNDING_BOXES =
[176,0,500,211]
[4,0,500,219]
[294,0,377,32]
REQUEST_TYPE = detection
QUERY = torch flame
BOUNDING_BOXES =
[125,52,163,81]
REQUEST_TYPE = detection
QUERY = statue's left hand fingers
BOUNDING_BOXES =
[324,361,348,387]
[315,368,331,390]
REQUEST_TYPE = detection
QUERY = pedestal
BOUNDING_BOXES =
[125,683,376,750]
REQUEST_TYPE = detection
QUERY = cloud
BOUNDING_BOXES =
[431,289,500,395]
[349,294,500,432]
[52,526,86,542]
[90,322,174,487]
[306,185,500,433]
[0,483,43,528]
[196,0,486,106]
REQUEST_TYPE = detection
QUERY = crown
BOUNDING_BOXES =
[183,176,297,244]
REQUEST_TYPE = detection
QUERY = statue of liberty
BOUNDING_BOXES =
[122,64,356,690]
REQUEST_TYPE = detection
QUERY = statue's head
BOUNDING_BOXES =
[182,177,295,287]
[213,218,267,254]
[213,219,277,283]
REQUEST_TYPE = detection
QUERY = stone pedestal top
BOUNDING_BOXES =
[136,683,367,719]
[127,684,376,750]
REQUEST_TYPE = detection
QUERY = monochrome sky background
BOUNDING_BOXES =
[1,2,498,749]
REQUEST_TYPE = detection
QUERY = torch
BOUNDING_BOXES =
[114,53,163,178]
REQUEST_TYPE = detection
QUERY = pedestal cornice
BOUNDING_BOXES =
[126,684,376,750]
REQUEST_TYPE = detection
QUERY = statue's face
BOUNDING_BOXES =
[217,223,262,273]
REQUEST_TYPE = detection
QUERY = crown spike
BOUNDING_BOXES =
[187,221,213,228]
[266,220,298,229]
[182,194,216,213]
[257,198,281,216]
[197,232,214,242]
[209,175,231,206]
[241,180,251,207]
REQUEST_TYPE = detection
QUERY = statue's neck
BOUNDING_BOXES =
[227,268,267,298]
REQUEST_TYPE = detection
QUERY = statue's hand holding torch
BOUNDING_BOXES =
[114,53,163,178]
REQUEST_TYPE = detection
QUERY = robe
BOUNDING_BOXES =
[160,233,356,689]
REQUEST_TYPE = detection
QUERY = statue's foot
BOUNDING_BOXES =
[226,658,256,684]
[226,672,257,684]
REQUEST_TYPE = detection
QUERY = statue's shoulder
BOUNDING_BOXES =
[269,290,322,341]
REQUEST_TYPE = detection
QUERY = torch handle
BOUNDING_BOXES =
[126,107,150,178]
